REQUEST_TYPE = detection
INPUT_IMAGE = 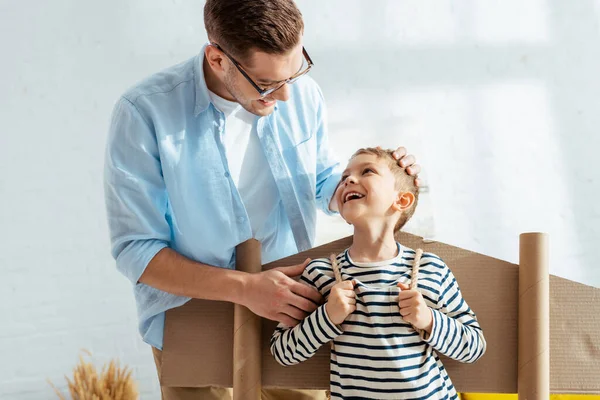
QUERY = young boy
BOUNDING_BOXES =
[270,148,486,399]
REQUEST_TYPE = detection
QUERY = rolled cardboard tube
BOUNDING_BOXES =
[233,239,262,400]
[518,232,549,400]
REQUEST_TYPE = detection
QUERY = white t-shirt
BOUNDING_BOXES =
[208,90,280,242]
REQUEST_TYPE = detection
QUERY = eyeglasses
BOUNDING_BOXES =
[211,42,314,98]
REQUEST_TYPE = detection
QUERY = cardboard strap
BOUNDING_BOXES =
[410,249,423,291]
[329,253,341,354]
[411,249,424,336]
[233,239,262,400]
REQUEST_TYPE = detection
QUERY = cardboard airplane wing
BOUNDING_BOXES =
[160,232,600,395]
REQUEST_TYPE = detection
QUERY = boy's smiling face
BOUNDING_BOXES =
[336,154,407,227]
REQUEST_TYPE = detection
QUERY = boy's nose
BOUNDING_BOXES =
[345,175,357,185]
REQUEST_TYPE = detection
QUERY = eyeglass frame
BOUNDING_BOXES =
[210,42,314,98]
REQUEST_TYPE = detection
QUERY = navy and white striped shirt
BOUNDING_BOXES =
[270,243,486,399]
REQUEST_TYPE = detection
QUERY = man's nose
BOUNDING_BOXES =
[271,83,290,102]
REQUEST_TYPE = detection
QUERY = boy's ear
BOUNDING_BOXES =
[392,191,415,212]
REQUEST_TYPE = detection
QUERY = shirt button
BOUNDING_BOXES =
[238,217,245,223]
[224,171,230,178]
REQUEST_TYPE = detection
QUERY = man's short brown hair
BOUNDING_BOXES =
[350,148,420,232]
[204,0,304,62]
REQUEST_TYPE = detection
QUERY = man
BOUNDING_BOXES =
[104,0,421,399]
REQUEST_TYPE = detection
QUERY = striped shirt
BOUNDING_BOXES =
[270,243,486,399]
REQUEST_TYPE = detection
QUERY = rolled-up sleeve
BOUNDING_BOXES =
[104,97,171,284]
[314,87,342,216]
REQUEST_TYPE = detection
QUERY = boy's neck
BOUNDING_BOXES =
[349,224,398,263]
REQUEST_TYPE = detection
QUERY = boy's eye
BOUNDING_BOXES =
[340,175,348,182]
[362,168,374,175]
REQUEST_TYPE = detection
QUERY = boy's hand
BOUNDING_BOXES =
[326,280,357,325]
[397,282,433,332]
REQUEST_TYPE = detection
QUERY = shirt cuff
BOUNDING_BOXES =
[115,238,169,284]
[314,304,344,341]
[321,172,342,216]
[421,308,443,346]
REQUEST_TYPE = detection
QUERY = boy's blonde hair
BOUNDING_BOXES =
[350,148,419,232]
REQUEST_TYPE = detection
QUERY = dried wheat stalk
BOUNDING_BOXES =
[48,350,138,400]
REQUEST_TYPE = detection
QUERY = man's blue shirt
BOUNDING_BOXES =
[104,47,341,349]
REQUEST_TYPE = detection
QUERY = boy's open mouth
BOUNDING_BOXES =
[343,192,365,204]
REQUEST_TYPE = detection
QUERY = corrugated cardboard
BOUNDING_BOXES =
[160,232,600,393]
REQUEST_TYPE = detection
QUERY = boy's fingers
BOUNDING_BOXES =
[397,282,410,290]
[339,280,355,290]
[398,290,416,300]
[334,280,353,288]
[399,299,414,308]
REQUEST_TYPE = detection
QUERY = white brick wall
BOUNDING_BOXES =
[2,0,599,398]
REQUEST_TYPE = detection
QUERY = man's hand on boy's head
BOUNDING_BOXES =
[389,146,422,187]
[397,282,433,333]
[325,280,357,325]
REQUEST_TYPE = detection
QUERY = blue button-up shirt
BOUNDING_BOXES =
[104,47,342,349]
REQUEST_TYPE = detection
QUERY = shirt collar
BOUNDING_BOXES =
[194,43,212,116]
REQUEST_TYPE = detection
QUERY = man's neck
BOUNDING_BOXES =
[349,223,398,263]
[203,57,236,102]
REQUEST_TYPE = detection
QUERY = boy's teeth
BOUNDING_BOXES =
[344,192,364,203]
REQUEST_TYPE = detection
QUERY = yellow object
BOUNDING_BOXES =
[461,394,600,400]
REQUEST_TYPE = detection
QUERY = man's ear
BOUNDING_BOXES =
[392,191,415,212]
[204,45,227,73]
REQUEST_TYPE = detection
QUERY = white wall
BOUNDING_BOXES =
[2,1,599,398]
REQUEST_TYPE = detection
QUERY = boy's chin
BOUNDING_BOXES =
[340,212,362,226]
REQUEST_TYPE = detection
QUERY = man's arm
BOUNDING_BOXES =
[312,87,343,216]
[104,98,320,326]
[141,248,319,327]
[138,247,252,304]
